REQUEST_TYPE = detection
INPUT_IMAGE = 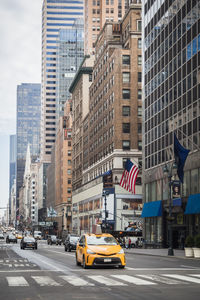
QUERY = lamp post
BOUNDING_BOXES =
[61,208,64,239]
[163,162,177,256]
[102,190,109,232]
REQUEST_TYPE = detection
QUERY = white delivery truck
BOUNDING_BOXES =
[34,231,42,240]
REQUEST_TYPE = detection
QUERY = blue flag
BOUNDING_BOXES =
[174,133,190,183]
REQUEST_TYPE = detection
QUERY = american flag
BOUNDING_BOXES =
[120,159,139,194]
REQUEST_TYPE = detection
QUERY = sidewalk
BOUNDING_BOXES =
[124,247,186,258]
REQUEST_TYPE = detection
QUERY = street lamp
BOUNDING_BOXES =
[61,208,65,239]
[163,162,177,256]
[102,190,109,232]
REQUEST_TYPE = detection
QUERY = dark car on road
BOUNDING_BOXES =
[64,234,79,252]
[6,234,17,243]
[47,235,61,245]
[20,237,37,250]
[0,233,4,240]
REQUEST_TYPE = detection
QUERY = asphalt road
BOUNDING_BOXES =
[1,240,200,300]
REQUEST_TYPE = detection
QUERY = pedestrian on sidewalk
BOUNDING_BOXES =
[129,238,131,249]
[125,236,129,249]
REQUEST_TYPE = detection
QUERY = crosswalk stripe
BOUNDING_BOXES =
[162,274,200,284]
[88,275,127,286]
[112,275,157,285]
[6,276,29,286]
[32,276,61,286]
[189,274,200,278]
[60,275,94,286]
[137,274,184,285]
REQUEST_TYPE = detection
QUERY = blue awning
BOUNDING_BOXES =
[184,194,200,215]
[141,200,162,218]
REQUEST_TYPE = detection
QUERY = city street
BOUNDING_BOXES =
[1,240,200,300]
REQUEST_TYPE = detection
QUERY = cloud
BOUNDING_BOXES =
[0,0,42,136]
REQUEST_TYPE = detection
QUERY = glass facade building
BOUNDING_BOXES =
[16,83,41,216]
[9,135,16,223]
[41,0,84,162]
[56,18,84,119]
[142,0,200,248]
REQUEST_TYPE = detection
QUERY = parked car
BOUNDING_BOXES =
[64,234,79,252]
[20,237,37,250]
[76,233,126,269]
[47,235,60,245]
[6,234,17,243]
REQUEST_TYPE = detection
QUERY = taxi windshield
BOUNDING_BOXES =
[86,236,118,246]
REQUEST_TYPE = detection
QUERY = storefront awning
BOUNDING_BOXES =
[141,200,162,218]
[184,194,200,215]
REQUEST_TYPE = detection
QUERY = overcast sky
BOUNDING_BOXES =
[0,0,42,216]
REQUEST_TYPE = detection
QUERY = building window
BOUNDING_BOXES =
[122,72,130,83]
[138,38,142,49]
[122,106,130,116]
[122,55,130,65]
[68,151,71,156]
[122,89,130,99]
[67,169,71,175]
[138,72,142,82]
[68,179,71,184]
[67,188,71,194]
[122,140,130,150]
[123,123,130,133]
[138,55,142,65]
[138,106,142,116]
[138,140,142,150]
[137,20,142,31]
[68,160,71,165]
[138,89,142,99]
[138,123,142,134]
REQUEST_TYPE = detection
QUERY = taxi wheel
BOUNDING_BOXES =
[82,256,88,269]
[119,265,125,269]
[76,254,81,266]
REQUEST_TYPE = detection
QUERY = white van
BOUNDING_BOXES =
[34,231,42,240]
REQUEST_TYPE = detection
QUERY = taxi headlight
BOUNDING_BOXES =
[87,249,96,254]
[118,248,124,254]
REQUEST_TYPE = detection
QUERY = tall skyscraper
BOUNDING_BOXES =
[84,0,138,55]
[142,0,200,247]
[41,0,84,162]
[56,19,84,119]
[16,83,41,219]
[9,134,16,223]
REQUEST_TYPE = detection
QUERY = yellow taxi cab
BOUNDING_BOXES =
[76,233,126,269]
[16,233,23,239]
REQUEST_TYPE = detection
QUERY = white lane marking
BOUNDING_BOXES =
[0,269,58,273]
[32,276,61,286]
[162,274,200,284]
[60,275,94,286]
[138,274,185,285]
[112,275,157,285]
[181,265,199,269]
[88,275,127,286]
[14,264,24,267]
[7,276,29,286]
[45,249,75,257]
[120,268,200,271]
